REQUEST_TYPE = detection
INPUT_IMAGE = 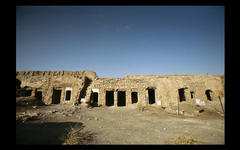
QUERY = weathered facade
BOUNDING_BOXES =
[16,71,97,105]
[16,70,224,113]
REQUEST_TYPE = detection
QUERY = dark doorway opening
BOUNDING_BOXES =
[26,90,32,97]
[52,89,61,104]
[90,92,98,107]
[65,90,71,101]
[117,91,126,106]
[106,91,114,106]
[16,79,21,89]
[190,91,194,99]
[131,92,138,104]
[178,88,186,102]
[35,91,42,100]
[148,88,155,104]
[205,90,212,101]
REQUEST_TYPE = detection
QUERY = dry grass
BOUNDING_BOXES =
[16,96,45,106]
[60,125,96,145]
[16,113,40,124]
[167,133,205,145]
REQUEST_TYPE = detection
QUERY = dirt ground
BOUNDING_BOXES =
[16,97,224,145]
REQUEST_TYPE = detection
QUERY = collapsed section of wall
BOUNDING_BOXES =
[16,70,98,105]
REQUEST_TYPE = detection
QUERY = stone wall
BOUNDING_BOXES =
[16,70,98,105]
[123,74,224,108]
[88,78,149,107]
[16,71,224,112]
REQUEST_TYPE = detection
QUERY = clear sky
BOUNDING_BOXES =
[16,6,224,78]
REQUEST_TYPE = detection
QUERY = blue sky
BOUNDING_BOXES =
[16,6,224,78]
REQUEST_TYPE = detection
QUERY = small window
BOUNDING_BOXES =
[190,91,194,99]
[65,90,71,101]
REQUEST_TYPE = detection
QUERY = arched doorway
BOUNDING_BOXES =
[205,89,213,101]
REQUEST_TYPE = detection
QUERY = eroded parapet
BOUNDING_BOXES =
[16,70,98,79]
[16,70,98,105]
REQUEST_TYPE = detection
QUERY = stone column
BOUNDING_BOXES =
[114,90,118,106]
[101,89,106,106]
[60,88,65,104]
[44,86,53,105]
[31,88,36,97]
[184,88,191,101]
[126,89,131,106]
[145,89,149,106]
[138,89,144,105]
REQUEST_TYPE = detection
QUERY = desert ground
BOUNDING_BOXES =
[16,97,224,145]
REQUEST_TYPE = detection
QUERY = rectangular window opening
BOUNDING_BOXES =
[65,90,71,101]
[190,91,194,99]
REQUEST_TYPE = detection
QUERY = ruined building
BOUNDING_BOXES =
[16,70,224,113]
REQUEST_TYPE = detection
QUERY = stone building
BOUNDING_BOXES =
[16,70,224,112]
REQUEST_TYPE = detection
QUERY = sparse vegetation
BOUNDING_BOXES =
[60,125,95,145]
[16,96,45,107]
[16,101,224,144]
[166,133,205,145]
[16,113,40,124]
